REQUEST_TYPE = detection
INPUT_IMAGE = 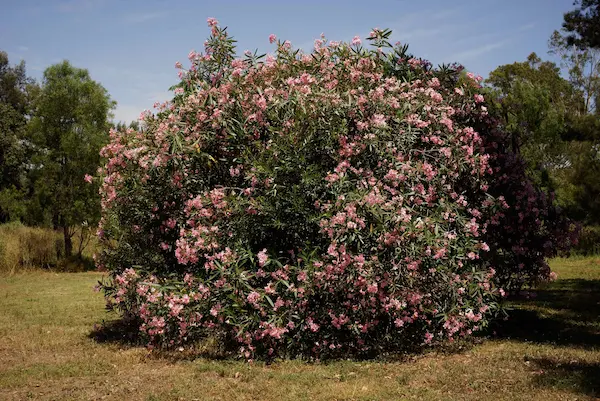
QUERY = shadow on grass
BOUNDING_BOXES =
[529,357,600,398]
[494,279,600,349]
[493,278,600,397]
[89,318,144,346]
[89,319,237,362]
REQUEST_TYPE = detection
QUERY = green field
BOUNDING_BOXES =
[0,258,598,400]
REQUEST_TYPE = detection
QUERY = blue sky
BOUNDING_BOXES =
[1,0,575,123]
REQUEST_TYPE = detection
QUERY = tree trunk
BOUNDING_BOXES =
[63,225,73,258]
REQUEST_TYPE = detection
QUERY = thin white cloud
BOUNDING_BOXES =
[147,91,172,103]
[57,0,105,13]
[388,7,469,51]
[123,11,167,24]
[451,40,511,62]
[113,104,144,124]
[394,28,443,41]
[518,22,536,31]
[113,91,172,123]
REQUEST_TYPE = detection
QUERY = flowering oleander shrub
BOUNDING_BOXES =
[97,19,576,360]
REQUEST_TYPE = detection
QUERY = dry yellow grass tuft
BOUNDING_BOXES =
[0,223,63,273]
[0,223,99,274]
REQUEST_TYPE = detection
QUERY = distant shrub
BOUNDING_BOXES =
[571,226,600,255]
[98,20,576,360]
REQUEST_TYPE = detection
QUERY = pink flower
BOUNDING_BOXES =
[169,303,183,316]
[210,304,221,316]
[84,174,93,184]
[257,249,268,267]
[371,114,387,128]
[408,58,421,68]
[351,35,361,46]
[433,248,447,259]
[207,17,218,27]
[474,94,484,103]
[229,166,241,177]
[247,291,261,305]
[269,34,277,44]
[298,271,308,282]
[306,318,320,332]
[273,297,285,311]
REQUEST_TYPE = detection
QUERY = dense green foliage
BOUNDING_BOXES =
[0,51,38,223]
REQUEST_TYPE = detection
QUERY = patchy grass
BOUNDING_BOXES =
[0,259,599,400]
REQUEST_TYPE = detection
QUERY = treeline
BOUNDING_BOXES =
[1,1,600,263]
[483,3,600,253]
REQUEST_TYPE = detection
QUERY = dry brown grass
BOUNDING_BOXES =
[0,223,63,273]
[0,258,598,400]
[0,223,99,274]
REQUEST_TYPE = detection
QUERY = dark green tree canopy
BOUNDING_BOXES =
[487,52,583,112]
[486,53,584,153]
[0,51,38,222]
[563,0,600,49]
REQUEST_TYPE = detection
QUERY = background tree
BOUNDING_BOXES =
[549,25,600,228]
[562,0,600,49]
[550,29,600,113]
[28,61,115,258]
[486,51,600,229]
[0,51,38,222]
[485,53,584,189]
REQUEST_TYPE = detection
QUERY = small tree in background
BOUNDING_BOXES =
[28,61,115,258]
[550,29,600,114]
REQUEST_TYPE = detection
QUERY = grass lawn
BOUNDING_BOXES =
[0,258,598,400]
